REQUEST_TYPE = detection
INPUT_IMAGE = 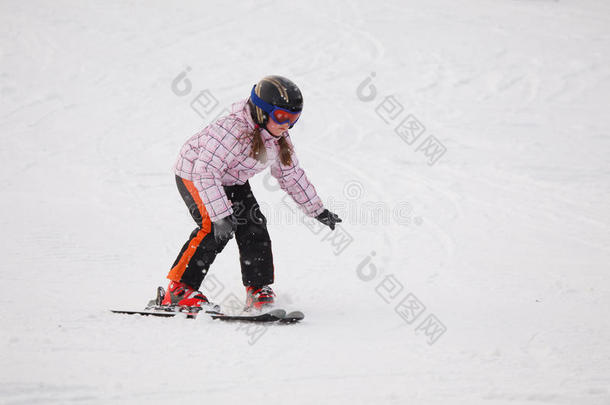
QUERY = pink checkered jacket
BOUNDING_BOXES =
[174,99,325,222]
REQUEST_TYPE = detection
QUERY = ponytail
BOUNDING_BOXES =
[249,126,268,163]
[277,136,293,166]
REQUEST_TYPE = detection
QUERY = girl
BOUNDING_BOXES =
[162,75,342,310]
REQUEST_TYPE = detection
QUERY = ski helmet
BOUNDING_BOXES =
[249,75,303,128]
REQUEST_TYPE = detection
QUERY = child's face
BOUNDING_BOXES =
[265,119,290,137]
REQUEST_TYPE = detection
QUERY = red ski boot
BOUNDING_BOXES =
[245,285,276,310]
[162,281,210,308]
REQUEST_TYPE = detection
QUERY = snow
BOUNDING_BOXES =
[2,0,610,403]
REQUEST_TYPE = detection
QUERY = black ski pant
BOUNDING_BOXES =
[167,175,274,290]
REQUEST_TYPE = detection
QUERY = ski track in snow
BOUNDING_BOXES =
[2,1,610,404]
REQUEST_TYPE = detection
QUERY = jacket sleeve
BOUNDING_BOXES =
[270,135,325,218]
[189,124,241,222]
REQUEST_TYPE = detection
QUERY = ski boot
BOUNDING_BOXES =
[147,281,218,314]
[245,285,276,311]
[162,280,210,307]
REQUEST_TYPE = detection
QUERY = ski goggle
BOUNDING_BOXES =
[250,85,301,128]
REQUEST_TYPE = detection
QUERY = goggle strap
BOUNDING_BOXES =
[250,85,276,114]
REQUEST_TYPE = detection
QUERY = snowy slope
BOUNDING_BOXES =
[1,1,609,404]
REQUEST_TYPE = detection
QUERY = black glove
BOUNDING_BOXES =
[213,215,235,243]
[315,209,342,231]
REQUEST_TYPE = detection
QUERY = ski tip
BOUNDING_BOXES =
[280,310,305,323]
[268,308,287,318]
[287,310,304,318]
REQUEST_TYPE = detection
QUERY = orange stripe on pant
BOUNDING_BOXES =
[167,179,212,283]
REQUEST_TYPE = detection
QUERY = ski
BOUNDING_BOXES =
[209,308,286,322]
[110,307,291,322]
[279,310,305,323]
[209,308,305,323]
[111,286,305,323]
[110,308,203,319]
